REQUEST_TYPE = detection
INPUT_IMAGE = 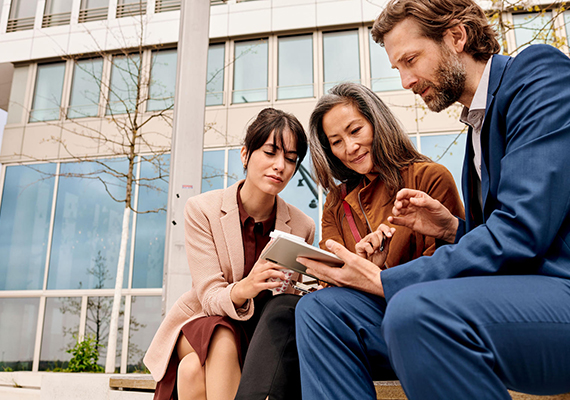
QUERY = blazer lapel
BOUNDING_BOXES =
[220,182,245,283]
[274,195,292,234]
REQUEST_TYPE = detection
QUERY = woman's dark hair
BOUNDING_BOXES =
[243,107,308,172]
[371,0,500,62]
[309,82,431,203]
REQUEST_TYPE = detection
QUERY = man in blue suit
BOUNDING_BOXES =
[294,0,570,398]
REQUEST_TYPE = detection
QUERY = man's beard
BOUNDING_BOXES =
[413,46,466,113]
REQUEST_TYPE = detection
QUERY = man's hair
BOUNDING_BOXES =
[371,0,500,62]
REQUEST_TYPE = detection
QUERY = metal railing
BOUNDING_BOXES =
[6,16,35,32]
[42,11,72,28]
[116,1,147,18]
[211,0,226,5]
[78,6,109,23]
[155,0,180,13]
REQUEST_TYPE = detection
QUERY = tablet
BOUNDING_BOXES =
[260,230,344,279]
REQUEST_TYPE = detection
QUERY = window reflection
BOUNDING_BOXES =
[369,31,401,92]
[323,30,360,93]
[107,55,141,115]
[233,39,268,104]
[30,62,66,122]
[278,35,314,100]
[85,296,124,370]
[68,58,104,119]
[207,43,225,106]
[127,296,162,372]
[227,148,246,187]
[0,164,56,290]
[47,160,129,290]
[201,150,225,192]
[148,49,177,112]
[132,156,169,288]
[420,133,466,198]
[0,298,39,371]
[39,297,81,371]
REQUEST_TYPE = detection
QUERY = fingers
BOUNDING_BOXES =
[355,224,396,257]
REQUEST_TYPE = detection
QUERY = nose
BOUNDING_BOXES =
[400,70,418,90]
[346,137,360,155]
[273,153,285,171]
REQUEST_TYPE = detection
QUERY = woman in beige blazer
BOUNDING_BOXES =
[144,108,315,400]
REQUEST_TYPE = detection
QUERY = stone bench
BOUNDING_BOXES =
[110,375,570,399]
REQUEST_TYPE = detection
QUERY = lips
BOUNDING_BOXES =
[351,153,368,164]
[266,174,283,183]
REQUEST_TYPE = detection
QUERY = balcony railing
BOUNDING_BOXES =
[42,11,72,28]
[155,0,180,13]
[78,6,109,23]
[6,16,35,32]
[116,1,147,18]
[211,0,226,5]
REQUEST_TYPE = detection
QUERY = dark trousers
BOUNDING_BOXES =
[296,277,570,400]
[235,294,302,400]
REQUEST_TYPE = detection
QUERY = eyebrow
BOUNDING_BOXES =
[263,143,298,155]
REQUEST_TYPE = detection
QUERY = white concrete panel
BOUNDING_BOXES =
[416,102,465,134]
[0,38,33,63]
[228,8,271,37]
[30,32,71,60]
[144,18,179,46]
[97,116,131,156]
[39,373,110,400]
[0,127,25,161]
[272,4,317,32]
[67,24,109,55]
[58,119,104,159]
[105,19,145,51]
[226,104,269,146]
[109,390,154,400]
[273,98,318,131]
[362,0,383,23]
[0,387,40,400]
[21,123,62,160]
[137,114,173,153]
[378,91,418,133]
[316,0,363,28]
[209,13,229,39]
[203,107,229,148]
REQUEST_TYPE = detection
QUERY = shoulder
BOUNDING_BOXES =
[404,162,454,185]
[282,199,315,227]
[502,45,570,86]
[185,188,226,217]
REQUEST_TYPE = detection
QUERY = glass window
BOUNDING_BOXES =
[513,11,554,51]
[419,133,466,197]
[201,150,225,192]
[117,0,147,18]
[0,164,56,291]
[277,153,320,246]
[47,159,129,290]
[132,156,169,288]
[127,296,162,372]
[9,0,38,19]
[278,35,314,100]
[68,58,104,119]
[323,30,360,93]
[107,55,141,116]
[148,49,177,112]
[0,298,40,371]
[79,0,109,23]
[233,39,268,104]
[39,297,81,371]
[30,62,66,122]
[43,0,72,27]
[85,296,124,370]
[206,43,225,106]
[565,11,570,42]
[227,148,246,187]
[369,30,401,92]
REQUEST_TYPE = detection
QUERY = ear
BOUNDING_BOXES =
[445,23,467,53]
[240,146,248,168]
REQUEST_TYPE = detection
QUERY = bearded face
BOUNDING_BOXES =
[412,44,467,113]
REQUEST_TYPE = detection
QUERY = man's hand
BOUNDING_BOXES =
[297,240,384,297]
[388,189,459,243]
[354,224,395,268]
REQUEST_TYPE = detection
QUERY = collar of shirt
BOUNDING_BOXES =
[459,56,493,132]
[236,183,276,235]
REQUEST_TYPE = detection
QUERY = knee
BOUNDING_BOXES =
[178,353,203,385]
[260,294,299,323]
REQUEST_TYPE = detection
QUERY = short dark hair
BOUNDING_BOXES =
[243,107,308,172]
[371,0,500,62]
[309,82,431,203]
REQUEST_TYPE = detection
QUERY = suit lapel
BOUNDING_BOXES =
[274,195,292,234]
[220,182,245,283]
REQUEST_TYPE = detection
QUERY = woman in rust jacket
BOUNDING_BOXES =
[309,82,464,268]
[144,108,314,400]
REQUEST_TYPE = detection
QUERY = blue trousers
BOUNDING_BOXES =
[295,276,570,400]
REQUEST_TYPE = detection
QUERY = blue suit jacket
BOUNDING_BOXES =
[382,45,570,301]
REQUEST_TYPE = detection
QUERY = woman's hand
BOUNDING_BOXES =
[230,258,287,308]
[388,189,459,243]
[354,224,395,268]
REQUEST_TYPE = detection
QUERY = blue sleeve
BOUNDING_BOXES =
[382,45,570,302]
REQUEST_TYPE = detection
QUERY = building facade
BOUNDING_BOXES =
[0,0,569,375]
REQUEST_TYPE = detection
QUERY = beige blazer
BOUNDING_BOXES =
[144,181,315,382]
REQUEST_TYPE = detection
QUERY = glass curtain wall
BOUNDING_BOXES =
[68,58,104,119]
[107,54,141,115]
[323,30,360,93]
[513,11,555,51]
[206,43,225,106]
[233,39,268,104]
[148,49,178,112]
[369,30,401,92]
[277,34,314,100]
[30,62,66,122]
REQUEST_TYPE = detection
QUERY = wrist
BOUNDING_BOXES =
[443,217,459,243]
[230,281,247,308]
